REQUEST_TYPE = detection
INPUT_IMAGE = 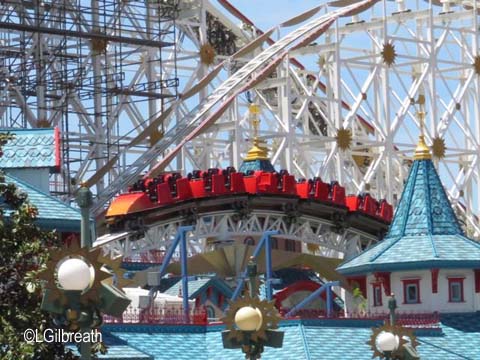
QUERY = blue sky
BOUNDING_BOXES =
[227,0,321,29]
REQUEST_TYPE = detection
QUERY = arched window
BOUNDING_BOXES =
[206,305,215,320]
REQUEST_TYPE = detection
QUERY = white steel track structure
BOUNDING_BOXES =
[94,210,373,262]
[169,0,480,239]
[1,0,480,238]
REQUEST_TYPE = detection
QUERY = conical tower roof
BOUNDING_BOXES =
[239,104,276,173]
[338,128,480,275]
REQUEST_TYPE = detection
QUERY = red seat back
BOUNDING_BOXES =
[230,172,246,193]
[313,180,329,201]
[211,173,227,195]
[282,175,296,195]
[190,179,207,198]
[244,176,257,194]
[176,178,192,200]
[363,194,378,216]
[296,181,311,199]
[379,200,393,222]
[257,173,278,193]
[157,183,174,205]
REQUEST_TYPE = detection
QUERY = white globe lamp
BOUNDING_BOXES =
[376,331,400,353]
[234,306,263,331]
[57,258,94,291]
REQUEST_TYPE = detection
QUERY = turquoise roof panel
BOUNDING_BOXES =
[239,159,276,173]
[104,313,480,359]
[0,128,60,171]
[164,278,211,299]
[337,159,480,274]
[164,277,233,299]
[112,332,207,360]
[387,160,463,238]
[69,345,152,360]
[2,173,82,232]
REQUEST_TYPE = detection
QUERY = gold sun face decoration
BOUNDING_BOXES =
[335,127,353,151]
[221,292,281,344]
[366,323,419,359]
[381,42,397,66]
[38,242,130,307]
[432,136,446,159]
[306,243,320,254]
[200,43,216,66]
[90,37,108,55]
[473,55,480,75]
[98,253,135,290]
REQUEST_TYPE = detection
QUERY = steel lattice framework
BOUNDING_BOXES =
[94,210,372,261]
[1,0,480,244]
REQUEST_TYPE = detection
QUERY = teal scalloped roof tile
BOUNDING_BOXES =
[164,277,233,299]
[0,128,59,170]
[105,314,480,359]
[388,160,463,237]
[164,278,212,299]
[2,173,81,232]
[112,332,208,360]
[338,159,480,274]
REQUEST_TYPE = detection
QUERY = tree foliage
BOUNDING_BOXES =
[0,133,76,359]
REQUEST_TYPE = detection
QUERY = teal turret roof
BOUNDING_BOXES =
[337,158,480,275]
[239,159,276,173]
[1,174,82,232]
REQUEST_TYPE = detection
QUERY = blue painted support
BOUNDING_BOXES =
[179,227,190,321]
[230,230,279,301]
[231,235,266,301]
[148,226,194,309]
[285,281,340,318]
[265,233,273,301]
[326,285,333,318]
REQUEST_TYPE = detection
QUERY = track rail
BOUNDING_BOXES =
[91,0,378,214]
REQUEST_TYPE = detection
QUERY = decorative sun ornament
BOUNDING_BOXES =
[38,243,119,307]
[306,243,320,254]
[90,37,108,55]
[222,292,281,343]
[199,43,216,66]
[335,127,353,151]
[366,323,419,359]
[432,136,446,159]
[98,254,134,290]
[473,55,480,75]
[37,119,51,128]
[317,55,326,70]
[381,42,397,66]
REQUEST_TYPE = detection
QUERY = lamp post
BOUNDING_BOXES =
[57,257,97,360]
[76,182,93,249]
[367,294,420,360]
[388,293,397,326]
[222,257,284,359]
[40,184,131,360]
[375,331,400,360]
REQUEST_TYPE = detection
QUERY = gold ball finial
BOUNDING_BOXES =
[244,104,269,161]
[414,108,432,160]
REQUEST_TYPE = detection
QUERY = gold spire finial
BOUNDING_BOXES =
[414,105,432,160]
[245,104,269,161]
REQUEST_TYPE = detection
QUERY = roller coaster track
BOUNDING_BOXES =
[91,0,378,215]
